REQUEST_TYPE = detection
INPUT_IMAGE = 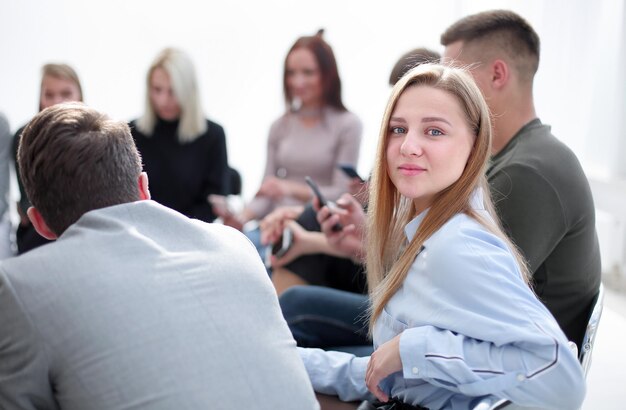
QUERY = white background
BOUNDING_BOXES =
[1,0,624,200]
[1,2,625,406]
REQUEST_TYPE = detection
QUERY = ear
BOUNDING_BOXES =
[27,207,58,240]
[491,59,509,90]
[138,172,151,200]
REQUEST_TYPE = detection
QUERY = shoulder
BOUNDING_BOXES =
[267,113,291,141]
[128,119,145,139]
[205,119,225,136]
[325,108,362,130]
[429,213,501,250]
[193,119,225,146]
[424,213,521,283]
[492,124,582,181]
[13,124,27,140]
[270,112,290,130]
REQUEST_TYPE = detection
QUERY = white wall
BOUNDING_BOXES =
[1,1,625,270]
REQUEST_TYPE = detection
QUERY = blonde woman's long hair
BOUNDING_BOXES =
[136,47,207,143]
[366,64,530,331]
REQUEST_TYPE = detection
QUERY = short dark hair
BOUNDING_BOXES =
[283,29,346,111]
[441,9,540,83]
[388,47,441,86]
[18,102,143,235]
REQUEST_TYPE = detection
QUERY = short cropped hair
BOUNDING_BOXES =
[18,102,143,235]
[441,9,540,84]
[388,48,441,86]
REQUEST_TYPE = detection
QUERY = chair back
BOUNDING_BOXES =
[228,167,242,196]
[579,282,605,378]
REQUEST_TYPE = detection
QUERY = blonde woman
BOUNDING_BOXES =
[13,63,83,254]
[300,64,585,409]
[131,48,229,223]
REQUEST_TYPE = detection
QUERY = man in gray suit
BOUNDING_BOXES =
[0,102,320,410]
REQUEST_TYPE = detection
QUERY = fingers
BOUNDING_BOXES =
[335,193,359,209]
[365,356,390,403]
[319,212,344,237]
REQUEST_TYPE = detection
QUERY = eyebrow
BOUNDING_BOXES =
[422,116,452,126]
[389,116,452,126]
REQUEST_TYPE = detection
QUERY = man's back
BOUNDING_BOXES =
[488,119,601,348]
[0,200,319,410]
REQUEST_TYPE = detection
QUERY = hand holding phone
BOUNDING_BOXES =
[305,176,343,232]
[272,227,293,258]
[265,226,293,268]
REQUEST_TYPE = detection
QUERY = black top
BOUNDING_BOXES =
[130,118,229,223]
[12,125,53,254]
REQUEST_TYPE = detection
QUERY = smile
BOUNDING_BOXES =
[398,165,426,176]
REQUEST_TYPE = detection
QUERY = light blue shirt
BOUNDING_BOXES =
[299,191,585,409]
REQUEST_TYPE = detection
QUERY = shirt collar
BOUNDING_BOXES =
[403,188,486,242]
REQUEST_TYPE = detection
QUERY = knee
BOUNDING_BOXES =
[279,285,311,320]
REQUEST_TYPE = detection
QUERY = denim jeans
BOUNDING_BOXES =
[243,224,271,274]
[279,285,373,357]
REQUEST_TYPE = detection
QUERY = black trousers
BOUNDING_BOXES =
[357,399,428,410]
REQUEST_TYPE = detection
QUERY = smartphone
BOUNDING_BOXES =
[272,227,293,258]
[338,164,364,182]
[305,176,328,208]
[304,176,343,232]
[264,226,293,268]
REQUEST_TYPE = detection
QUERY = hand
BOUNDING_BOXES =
[365,334,403,403]
[209,195,245,231]
[256,176,288,200]
[270,221,320,268]
[316,193,366,260]
[259,205,305,246]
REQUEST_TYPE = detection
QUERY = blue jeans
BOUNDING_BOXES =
[244,225,271,274]
[279,285,373,357]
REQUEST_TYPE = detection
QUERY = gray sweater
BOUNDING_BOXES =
[248,107,362,219]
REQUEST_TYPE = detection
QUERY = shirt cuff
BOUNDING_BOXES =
[399,326,430,379]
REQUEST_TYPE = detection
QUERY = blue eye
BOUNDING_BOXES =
[390,126,406,134]
[427,128,444,136]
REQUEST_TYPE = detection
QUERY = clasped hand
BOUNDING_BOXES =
[365,334,403,403]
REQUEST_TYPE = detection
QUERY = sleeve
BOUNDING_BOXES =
[245,119,282,219]
[488,164,567,277]
[319,113,363,201]
[298,347,374,402]
[0,272,58,409]
[191,122,229,222]
[396,225,585,409]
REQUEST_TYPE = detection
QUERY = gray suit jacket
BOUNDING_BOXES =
[0,200,319,410]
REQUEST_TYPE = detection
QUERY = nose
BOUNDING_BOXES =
[399,132,423,157]
[291,73,307,89]
[153,90,170,107]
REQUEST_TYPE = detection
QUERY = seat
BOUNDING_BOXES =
[471,283,606,410]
